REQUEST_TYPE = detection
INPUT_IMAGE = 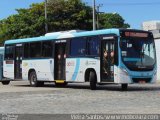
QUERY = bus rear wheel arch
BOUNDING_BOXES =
[29,70,44,87]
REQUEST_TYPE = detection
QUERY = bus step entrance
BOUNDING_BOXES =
[55,80,65,84]
[101,78,114,82]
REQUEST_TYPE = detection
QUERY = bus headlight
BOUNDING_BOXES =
[152,70,157,83]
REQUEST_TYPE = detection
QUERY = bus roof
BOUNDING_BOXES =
[4,28,120,45]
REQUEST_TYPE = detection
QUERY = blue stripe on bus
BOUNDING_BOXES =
[123,58,141,62]
[72,58,80,81]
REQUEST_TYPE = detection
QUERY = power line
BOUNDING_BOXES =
[101,2,160,6]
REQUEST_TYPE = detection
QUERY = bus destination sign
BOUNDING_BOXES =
[124,32,148,38]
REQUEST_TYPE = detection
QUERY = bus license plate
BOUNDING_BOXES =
[139,81,146,84]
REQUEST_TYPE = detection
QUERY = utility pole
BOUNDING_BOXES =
[93,0,96,30]
[96,4,103,29]
[45,0,48,33]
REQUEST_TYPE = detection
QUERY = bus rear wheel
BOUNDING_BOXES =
[1,81,10,85]
[89,71,97,90]
[121,84,128,91]
[29,71,44,87]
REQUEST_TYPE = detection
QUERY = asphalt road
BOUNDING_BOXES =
[0,81,160,115]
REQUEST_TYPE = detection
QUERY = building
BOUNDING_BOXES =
[142,21,160,80]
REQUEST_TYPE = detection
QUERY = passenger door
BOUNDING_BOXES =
[101,37,115,82]
[54,41,66,80]
[14,44,23,79]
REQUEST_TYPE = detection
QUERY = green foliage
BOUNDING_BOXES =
[98,13,130,29]
[0,3,45,43]
[47,0,93,31]
[0,0,130,44]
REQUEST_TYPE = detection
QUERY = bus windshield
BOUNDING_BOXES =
[120,37,156,71]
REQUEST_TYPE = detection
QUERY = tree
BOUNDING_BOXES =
[0,3,45,43]
[0,0,130,44]
[47,0,93,31]
[98,13,130,29]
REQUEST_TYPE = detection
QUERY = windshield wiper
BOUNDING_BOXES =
[140,51,144,65]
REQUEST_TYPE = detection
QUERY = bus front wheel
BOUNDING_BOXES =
[89,71,97,90]
[1,81,10,85]
[29,71,44,87]
[121,84,128,91]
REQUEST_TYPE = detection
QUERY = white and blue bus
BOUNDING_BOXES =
[0,47,4,81]
[2,29,157,90]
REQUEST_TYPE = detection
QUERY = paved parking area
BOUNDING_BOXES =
[0,81,160,114]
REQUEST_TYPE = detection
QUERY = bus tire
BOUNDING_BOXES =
[121,84,128,91]
[29,71,42,87]
[1,81,10,85]
[89,71,97,90]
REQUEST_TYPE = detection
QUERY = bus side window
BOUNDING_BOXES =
[5,45,14,60]
[30,42,42,58]
[70,37,87,56]
[24,43,30,58]
[88,36,100,56]
[42,41,53,58]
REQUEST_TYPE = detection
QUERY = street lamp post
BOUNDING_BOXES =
[93,0,96,30]
[45,0,48,33]
[96,4,103,29]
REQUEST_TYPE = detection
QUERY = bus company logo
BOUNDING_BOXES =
[23,62,28,67]
[85,61,96,66]
[85,61,89,66]
[67,61,75,66]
